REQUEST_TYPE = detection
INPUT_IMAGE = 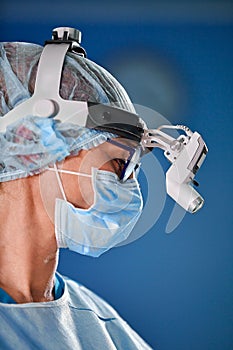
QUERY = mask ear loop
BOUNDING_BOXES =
[49,164,93,201]
[53,163,67,201]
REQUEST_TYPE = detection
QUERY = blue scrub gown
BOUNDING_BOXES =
[0,274,153,349]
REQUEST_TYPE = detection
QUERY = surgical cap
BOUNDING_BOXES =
[0,42,135,182]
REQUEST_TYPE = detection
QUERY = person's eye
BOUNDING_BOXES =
[113,158,127,172]
[114,158,126,166]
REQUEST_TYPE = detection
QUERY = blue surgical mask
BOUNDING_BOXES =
[49,165,143,257]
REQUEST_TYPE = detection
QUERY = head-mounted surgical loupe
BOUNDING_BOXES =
[0,26,208,213]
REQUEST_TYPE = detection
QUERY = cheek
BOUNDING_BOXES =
[61,173,94,210]
[99,162,117,174]
[56,153,95,210]
[79,148,118,175]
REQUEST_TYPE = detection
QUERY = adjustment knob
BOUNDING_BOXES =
[52,27,82,44]
[33,99,58,118]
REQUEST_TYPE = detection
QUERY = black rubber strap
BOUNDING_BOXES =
[86,102,144,142]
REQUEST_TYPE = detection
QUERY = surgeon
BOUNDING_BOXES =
[0,28,153,349]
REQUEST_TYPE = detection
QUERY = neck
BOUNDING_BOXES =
[0,177,59,303]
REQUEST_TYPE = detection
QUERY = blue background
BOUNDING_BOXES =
[1,1,232,349]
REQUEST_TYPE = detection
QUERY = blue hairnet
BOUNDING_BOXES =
[0,42,135,182]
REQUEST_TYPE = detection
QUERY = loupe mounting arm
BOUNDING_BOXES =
[142,124,193,163]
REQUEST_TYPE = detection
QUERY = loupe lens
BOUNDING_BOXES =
[121,147,141,181]
[188,197,204,213]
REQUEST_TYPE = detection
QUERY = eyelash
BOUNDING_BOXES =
[113,158,126,169]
